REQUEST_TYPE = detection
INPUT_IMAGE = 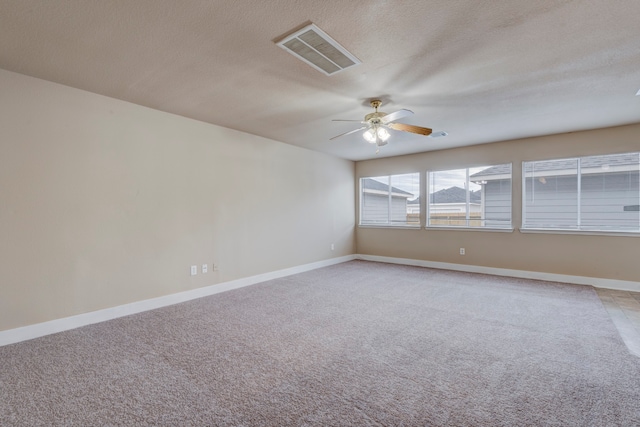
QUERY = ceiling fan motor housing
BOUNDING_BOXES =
[364,111,387,124]
[366,99,386,124]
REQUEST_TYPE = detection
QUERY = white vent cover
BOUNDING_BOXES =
[276,24,361,76]
[429,131,448,138]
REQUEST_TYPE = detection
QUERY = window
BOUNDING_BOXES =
[523,153,640,232]
[360,173,420,226]
[427,164,512,229]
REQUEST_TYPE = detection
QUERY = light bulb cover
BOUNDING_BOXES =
[363,128,376,143]
[377,127,390,141]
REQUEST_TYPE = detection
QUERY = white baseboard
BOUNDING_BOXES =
[0,255,356,347]
[356,254,640,292]
[4,253,637,347]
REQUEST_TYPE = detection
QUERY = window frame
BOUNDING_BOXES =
[425,164,513,231]
[520,153,640,235]
[358,173,421,228]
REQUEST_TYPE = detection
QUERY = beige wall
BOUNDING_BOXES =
[0,69,355,331]
[356,123,640,282]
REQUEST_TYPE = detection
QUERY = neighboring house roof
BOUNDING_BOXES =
[407,196,420,206]
[362,178,414,198]
[430,187,481,203]
[471,153,639,181]
[470,164,512,179]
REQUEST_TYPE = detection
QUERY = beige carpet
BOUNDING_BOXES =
[1,260,639,426]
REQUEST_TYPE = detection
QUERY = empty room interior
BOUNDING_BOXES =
[1,1,640,425]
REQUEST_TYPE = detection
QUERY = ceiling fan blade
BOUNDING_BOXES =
[381,109,413,124]
[329,126,367,140]
[388,122,433,136]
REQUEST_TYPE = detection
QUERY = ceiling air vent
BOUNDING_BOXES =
[276,23,361,76]
[429,131,448,138]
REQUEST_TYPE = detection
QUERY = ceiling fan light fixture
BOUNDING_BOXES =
[377,127,390,141]
[331,99,432,151]
[363,128,376,143]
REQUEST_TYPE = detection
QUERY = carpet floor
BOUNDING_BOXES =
[1,260,640,426]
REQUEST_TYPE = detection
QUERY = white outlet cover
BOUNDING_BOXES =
[202,264,208,273]
[190,265,197,276]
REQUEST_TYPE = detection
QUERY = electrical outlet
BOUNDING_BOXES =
[213,263,219,272]
[190,265,198,276]
[459,248,465,255]
[202,264,208,273]
[331,243,335,251]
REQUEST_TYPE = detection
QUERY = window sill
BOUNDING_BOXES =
[425,226,514,233]
[519,228,640,237]
[358,224,421,230]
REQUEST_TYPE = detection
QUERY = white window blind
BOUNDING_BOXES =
[427,164,512,228]
[522,153,640,232]
[360,173,420,226]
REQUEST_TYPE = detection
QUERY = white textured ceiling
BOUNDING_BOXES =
[1,0,639,161]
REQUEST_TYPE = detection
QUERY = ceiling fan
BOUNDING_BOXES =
[330,100,433,152]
